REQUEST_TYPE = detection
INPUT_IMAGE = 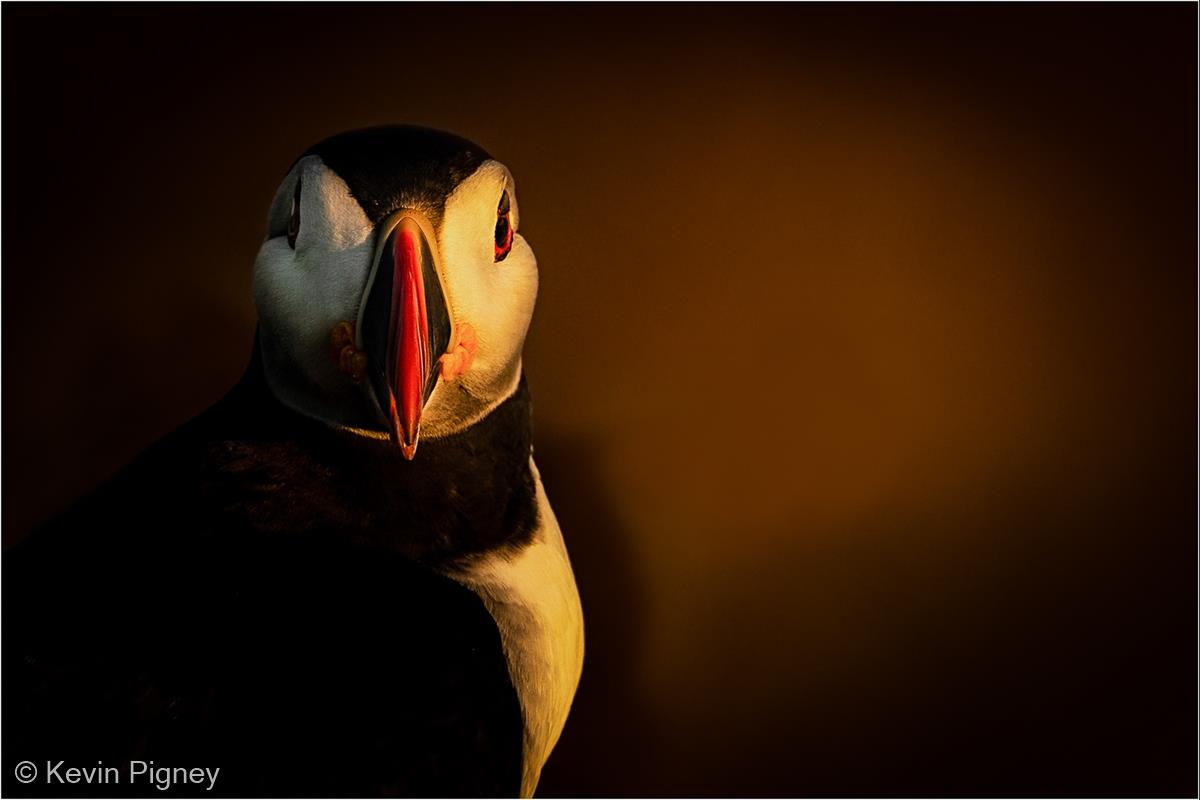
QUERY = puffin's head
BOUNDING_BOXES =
[253,126,538,459]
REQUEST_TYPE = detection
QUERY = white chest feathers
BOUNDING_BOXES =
[441,457,585,798]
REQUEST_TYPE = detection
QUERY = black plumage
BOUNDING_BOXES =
[303,127,492,227]
[3,346,535,797]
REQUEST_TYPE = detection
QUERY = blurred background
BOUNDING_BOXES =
[3,4,1196,796]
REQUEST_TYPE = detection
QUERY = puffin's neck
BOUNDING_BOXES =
[206,340,539,565]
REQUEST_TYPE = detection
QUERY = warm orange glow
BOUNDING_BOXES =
[3,3,1194,796]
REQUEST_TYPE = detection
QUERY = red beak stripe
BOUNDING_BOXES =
[387,220,430,459]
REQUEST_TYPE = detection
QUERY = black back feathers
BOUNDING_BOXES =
[3,349,532,796]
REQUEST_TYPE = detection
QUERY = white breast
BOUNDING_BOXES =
[441,457,585,798]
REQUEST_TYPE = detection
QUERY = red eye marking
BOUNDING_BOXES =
[494,190,513,262]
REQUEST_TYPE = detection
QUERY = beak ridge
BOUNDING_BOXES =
[360,214,451,459]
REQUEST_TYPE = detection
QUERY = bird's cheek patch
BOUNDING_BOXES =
[439,322,477,381]
[331,320,368,383]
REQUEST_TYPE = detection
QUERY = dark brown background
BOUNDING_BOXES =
[3,3,1196,796]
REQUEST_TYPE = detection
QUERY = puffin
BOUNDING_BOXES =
[3,126,584,798]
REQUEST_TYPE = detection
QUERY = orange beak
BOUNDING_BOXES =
[361,215,451,460]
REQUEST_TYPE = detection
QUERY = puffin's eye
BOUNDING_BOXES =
[494,190,513,262]
[287,177,302,249]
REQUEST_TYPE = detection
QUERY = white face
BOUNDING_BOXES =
[252,156,538,443]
